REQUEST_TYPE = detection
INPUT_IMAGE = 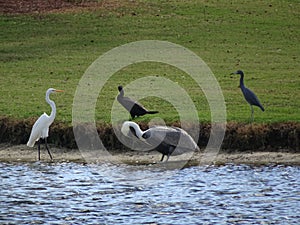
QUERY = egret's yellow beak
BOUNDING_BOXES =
[55,90,64,92]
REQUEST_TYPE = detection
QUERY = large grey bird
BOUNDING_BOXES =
[231,70,265,122]
[121,121,199,162]
[117,86,158,119]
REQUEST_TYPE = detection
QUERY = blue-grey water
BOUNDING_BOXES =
[0,161,299,225]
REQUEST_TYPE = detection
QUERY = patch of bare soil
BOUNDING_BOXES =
[0,0,122,15]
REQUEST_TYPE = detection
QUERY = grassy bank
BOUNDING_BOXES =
[1,0,299,125]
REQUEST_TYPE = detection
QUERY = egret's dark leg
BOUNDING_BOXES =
[37,139,41,161]
[44,138,53,160]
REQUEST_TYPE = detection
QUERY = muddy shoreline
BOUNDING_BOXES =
[1,144,300,166]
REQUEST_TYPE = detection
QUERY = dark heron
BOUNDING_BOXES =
[231,70,265,122]
[117,85,158,119]
[121,121,199,162]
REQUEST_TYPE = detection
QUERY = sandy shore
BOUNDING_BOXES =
[0,144,299,166]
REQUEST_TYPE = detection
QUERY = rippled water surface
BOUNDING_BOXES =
[1,161,299,224]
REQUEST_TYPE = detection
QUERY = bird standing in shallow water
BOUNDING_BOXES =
[27,88,63,160]
[117,85,158,119]
[231,70,265,122]
[121,121,199,162]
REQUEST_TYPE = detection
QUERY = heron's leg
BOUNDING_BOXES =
[44,138,53,160]
[37,139,41,161]
[250,105,254,123]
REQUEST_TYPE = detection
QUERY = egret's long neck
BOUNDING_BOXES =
[130,122,144,139]
[46,92,56,121]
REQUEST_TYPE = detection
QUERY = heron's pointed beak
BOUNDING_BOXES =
[55,90,64,93]
[230,72,236,75]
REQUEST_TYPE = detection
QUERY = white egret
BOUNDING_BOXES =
[121,121,199,162]
[27,88,63,160]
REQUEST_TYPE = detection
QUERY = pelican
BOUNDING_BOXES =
[121,121,199,162]
[117,85,158,119]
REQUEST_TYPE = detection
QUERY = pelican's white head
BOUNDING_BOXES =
[121,121,131,137]
[121,121,143,139]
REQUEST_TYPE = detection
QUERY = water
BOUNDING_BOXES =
[0,161,299,225]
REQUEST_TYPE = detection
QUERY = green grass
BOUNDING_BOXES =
[1,0,299,124]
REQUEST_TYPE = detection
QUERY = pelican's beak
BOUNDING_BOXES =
[55,89,64,93]
[129,126,139,139]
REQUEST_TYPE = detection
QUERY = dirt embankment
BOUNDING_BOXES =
[0,0,126,15]
[0,117,299,153]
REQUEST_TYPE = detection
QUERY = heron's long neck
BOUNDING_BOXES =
[239,74,245,88]
[46,93,56,121]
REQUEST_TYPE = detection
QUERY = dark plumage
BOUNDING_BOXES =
[121,121,199,162]
[117,86,158,119]
[231,70,265,122]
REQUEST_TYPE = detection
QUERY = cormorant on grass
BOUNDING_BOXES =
[117,85,158,119]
